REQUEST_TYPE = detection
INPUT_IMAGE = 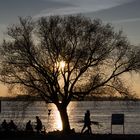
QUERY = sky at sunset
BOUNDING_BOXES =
[0,0,140,96]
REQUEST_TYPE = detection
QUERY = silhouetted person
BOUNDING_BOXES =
[8,120,17,131]
[1,119,8,131]
[81,110,92,134]
[25,120,33,132]
[35,116,42,133]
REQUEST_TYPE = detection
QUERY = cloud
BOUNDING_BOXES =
[112,18,140,24]
[0,0,136,43]
[34,0,133,18]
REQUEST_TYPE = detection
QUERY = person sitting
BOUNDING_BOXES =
[35,116,42,133]
[8,120,17,131]
[25,120,33,132]
[1,119,9,131]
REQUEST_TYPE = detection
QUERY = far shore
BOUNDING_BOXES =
[0,95,138,101]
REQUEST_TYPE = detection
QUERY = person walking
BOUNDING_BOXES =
[81,110,92,134]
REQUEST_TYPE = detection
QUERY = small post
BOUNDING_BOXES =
[111,123,112,134]
[123,124,125,134]
[48,109,51,122]
[0,100,1,113]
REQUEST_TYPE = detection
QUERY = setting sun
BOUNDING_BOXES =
[59,61,65,70]
[55,60,66,72]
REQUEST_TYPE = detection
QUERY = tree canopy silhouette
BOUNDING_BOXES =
[0,15,140,132]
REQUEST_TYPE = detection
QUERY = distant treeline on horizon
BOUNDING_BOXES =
[0,95,138,101]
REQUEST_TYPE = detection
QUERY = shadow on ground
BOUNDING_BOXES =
[0,131,140,140]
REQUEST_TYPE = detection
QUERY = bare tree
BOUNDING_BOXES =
[0,15,140,132]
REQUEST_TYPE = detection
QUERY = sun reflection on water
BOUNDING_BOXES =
[56,111,62,130]
[50,105,62,131]
[51,102,78,131]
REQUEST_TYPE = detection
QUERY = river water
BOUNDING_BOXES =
[0,101,140,134]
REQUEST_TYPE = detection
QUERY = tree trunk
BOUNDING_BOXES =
[57,105,71,132]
